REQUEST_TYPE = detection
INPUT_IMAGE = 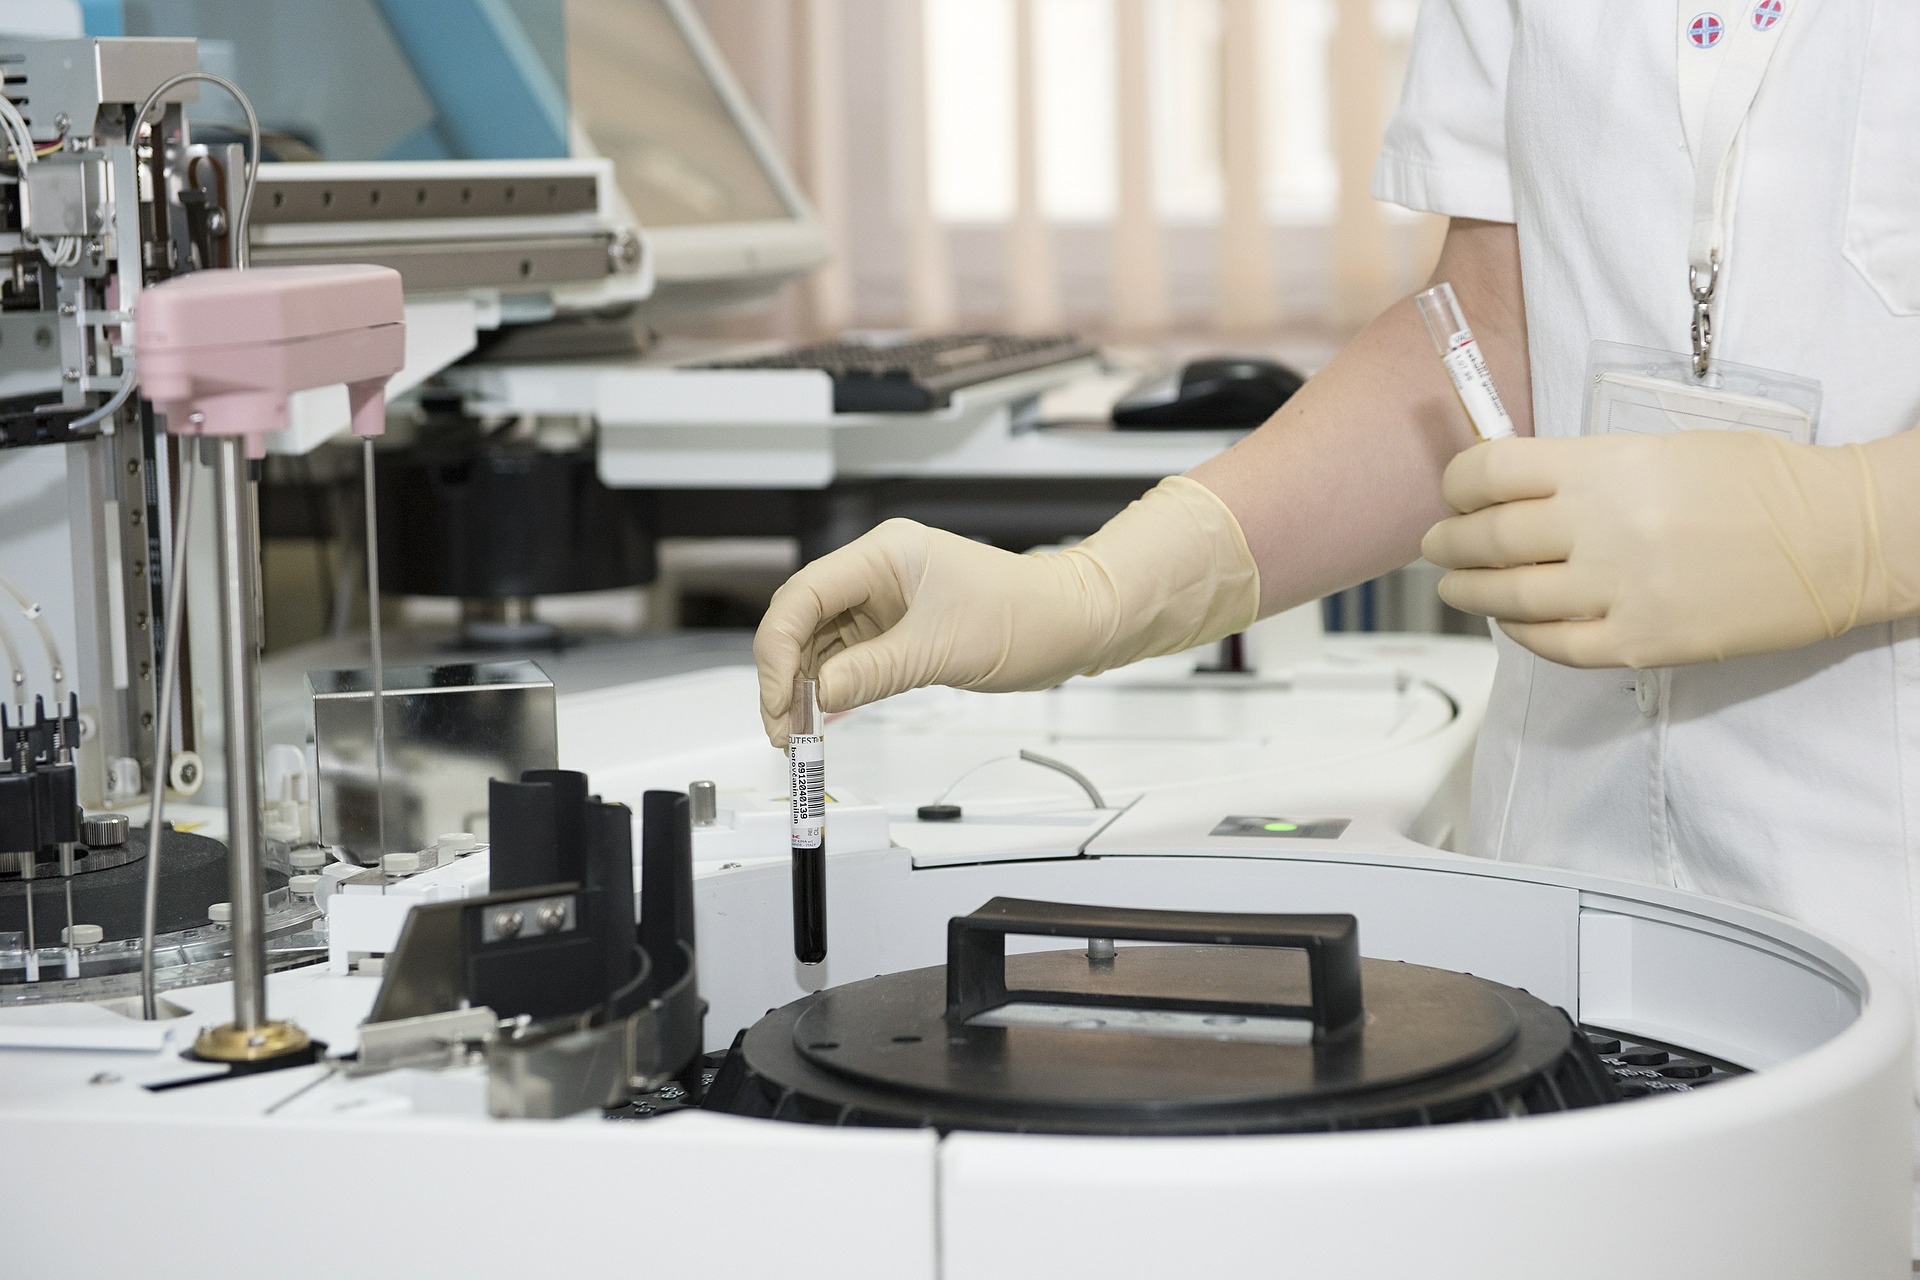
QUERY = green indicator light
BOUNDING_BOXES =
[1262,821,1299,833]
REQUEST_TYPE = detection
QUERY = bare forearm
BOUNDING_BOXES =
[1188,219,1532,616]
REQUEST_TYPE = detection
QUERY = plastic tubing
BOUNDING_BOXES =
[138,456,197,1019]
[0,574,66,711]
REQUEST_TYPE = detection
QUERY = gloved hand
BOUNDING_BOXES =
[1421,429,1920,669]
[754,475,1260,744]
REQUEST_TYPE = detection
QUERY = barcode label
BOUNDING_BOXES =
[790,734,824,848]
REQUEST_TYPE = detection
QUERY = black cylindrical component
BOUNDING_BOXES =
[792,842,826,966]
[0,771,35,856]
[521,769,590,886]
[375,440,657,599]
[588,799,639,997]
[34,762,78,848]
[639,790,696,995]
[486,777,560,894]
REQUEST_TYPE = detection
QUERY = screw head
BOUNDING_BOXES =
[535,901,567,932]
[495,908,524,938]
[609,229,642,272]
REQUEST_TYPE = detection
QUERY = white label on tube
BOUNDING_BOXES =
[1442,338,1515,441]
[789,734,824,849]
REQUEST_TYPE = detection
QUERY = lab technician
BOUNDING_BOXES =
[757,0,1920,1167]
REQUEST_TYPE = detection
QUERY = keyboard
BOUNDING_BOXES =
[696,332,1097,413]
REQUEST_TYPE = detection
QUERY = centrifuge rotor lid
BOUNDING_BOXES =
[714,898,1615,1134]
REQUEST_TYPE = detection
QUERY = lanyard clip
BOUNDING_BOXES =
[1688,252,1719,379]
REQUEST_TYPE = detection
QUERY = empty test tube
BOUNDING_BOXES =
[1415,282,1515,442]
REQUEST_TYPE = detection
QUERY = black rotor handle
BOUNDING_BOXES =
[944,897,1364,1041]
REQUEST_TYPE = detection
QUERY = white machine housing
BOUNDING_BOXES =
[0,632,1912,1279]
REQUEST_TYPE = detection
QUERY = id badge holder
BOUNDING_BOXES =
[1581,341,1821,443]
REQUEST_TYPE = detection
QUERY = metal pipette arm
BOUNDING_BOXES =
[134,260,403,1060]
[362,439,386,863]
[211,438,267,1030]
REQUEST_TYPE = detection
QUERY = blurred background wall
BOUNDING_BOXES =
[571,0,1443,346]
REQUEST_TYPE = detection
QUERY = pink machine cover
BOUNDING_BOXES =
[134,265,406,457]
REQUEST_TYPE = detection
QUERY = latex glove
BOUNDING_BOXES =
[754,475,1259,744]
[1421,429,1920,669]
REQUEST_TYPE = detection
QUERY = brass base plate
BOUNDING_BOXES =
[192,1019,313,1063]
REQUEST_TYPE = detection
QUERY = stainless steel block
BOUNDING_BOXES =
[308,660,556,864]
[24,152,108,239]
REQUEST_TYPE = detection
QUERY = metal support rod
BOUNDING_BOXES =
[363,439,386,863]
[212,438,267,1030]
[21,859,35,983]
[57,730,74,975]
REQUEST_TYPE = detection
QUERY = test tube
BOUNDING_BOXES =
[788,677,827,965]
[1415,282,1515,442]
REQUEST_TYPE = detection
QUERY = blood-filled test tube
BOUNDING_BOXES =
[1415,281,1515,442]
[788,677,827,965]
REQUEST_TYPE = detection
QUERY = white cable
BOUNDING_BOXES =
[929,750,1107,810]
[0,611,27,720]
[0,95,34,167]
[931,754,1021,807]
[0,97,53,262]
[68,354,137,430]
[128,73,259,270]
[0,574,65,711]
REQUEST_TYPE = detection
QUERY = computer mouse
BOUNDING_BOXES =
[1111,356,1305,429]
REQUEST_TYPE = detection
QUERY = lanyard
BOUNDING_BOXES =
[1674,1,1800,375]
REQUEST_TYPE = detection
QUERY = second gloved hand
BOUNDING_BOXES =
[754,476,1259,744]
[1421,429,1920,669]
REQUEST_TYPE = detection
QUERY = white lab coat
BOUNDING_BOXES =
[1375,0,1920,1229]
[1377,0,1920,988]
